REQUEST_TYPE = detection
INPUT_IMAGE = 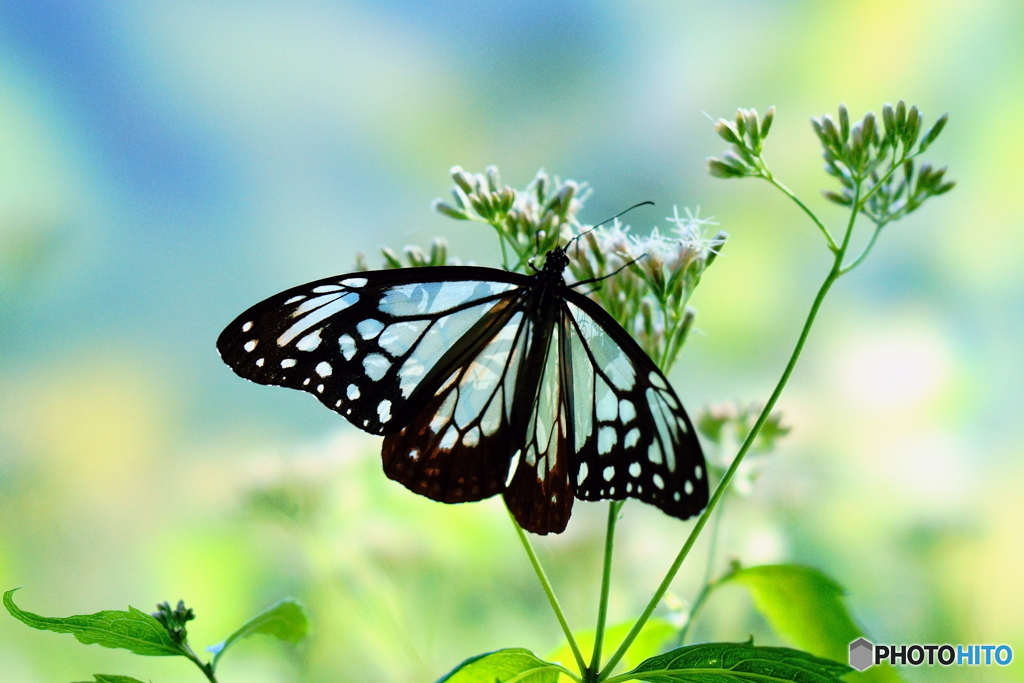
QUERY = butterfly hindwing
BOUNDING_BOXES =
[503,309,574,534]
[381,306,531,504]
[561,293,709,519]
[217,268,527,435]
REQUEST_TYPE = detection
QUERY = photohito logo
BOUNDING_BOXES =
[849,637,1013,671]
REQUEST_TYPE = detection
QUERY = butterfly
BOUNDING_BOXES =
[217,244,708,534]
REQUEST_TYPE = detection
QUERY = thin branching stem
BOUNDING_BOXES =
[589,501,622,680]
[761,170,838,252]
[510,510,588,676]
[840,220,887,274]
[677,500,726,645]
[182,643,218,683]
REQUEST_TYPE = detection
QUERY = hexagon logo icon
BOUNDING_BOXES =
[849,637,874,671]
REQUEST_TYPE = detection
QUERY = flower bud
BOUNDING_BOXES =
[904,105,921,147]
[895,100,907,135]
[761,106,775,139]
[714,119,741,145]
[838,103,850,142]
[485,165,501,192]
[918,112,948,152]
[707,158,745,178]
[433,199,468,220]
[450,166,474,195]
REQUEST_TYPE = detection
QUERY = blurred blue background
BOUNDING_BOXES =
[1,1,1022,681]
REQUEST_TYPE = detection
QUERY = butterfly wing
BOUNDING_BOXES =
[217,267,529,436]
[560,290,708,521]
[381,300,533,506]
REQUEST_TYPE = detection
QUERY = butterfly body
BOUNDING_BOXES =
[218,245,707,534]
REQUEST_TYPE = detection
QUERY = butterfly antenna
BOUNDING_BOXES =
[571,253,647,290]
[567,200,655,249]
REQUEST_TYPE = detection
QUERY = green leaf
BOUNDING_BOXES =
[3,588,185,657]
[547,617,677,677]
[207,598,308,669]
[623,641,852,682]
[73,676,150,683]
[721,565,905,683]
[437,648,565,683]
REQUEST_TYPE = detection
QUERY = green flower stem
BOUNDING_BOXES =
[598,180,864,681]
[839,220,887,275]
[677,501,726,646]
[762,171,839,252]
[181,642,218,683]
[510,510,588,676]
[589,501,623,680]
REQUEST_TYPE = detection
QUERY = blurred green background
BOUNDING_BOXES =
[1,1,1021,681]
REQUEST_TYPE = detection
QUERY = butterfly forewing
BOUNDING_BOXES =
[561,295,708,519]
[217,268,527,435]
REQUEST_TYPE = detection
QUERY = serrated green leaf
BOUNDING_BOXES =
[547,617,676,678]
[3,589,185,657]
[624,642,852,682]
[73,676,150,683]
[207,598,308,669]
[437,648,564,683]
[720,565,905,683]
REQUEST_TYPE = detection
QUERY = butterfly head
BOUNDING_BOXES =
[540,245,570,276]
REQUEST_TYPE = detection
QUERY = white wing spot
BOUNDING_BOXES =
[463,426,480,447]
[598,426,617,455]
[629,462,641,477]
[624,427,640,448]
[673,491,681,501]
[378,399,392,423]
[341,277,368,287]
[296,330,322,352]
[357,318,384,340]
[409,448,420,461]
[685,480,694,495]
[648,442,663,464]
[595,378,617,421]
[363,353,390,381]
[255,358,264,367]
[608,487,615,495]
[284,295,303,305]
[619,399,636,423]
[507,449,522,487]
[577,462,589,485]
[281,358,297,369]
[303,378,311,386]
[335,400,342,407]
[438,426,458,450]
[380,320,430,356]
[280,292,358,343]
[242,321,253,332]
[648,371,667,389]
[316,383,324,393]
[312,285,344,294]
[315,361,332,377]
[244,340,257,352]
[339,334,357,361]
[430,392,457,433]
[603,465,615,482]
[347,384,360,399]
[695,465,703,480]
[653,473,665,489]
